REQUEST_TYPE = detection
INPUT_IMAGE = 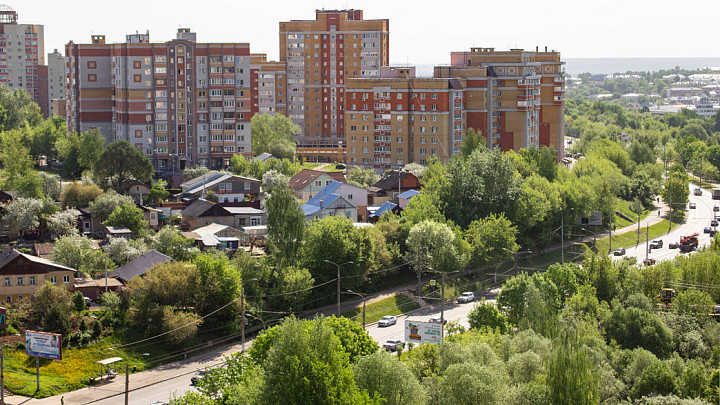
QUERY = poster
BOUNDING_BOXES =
[26,330,62,360]
[404,320,442,345]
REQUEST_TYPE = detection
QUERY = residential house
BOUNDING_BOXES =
[181,199,266,231]
[109,250,172,284]
[104,226,132,240]
[301,181,359,222]
[371,171,421,205]
[398,189,420,209]
[180,171,261,203]
[368,201,400,223]
[32,243,55,260]
[139,205,162,229]
[289,169,346,202]
[181,223,248,250]
[74,277,123,301]
[0,249,76,305]
[78,207,104,238]
[127,180,151,204]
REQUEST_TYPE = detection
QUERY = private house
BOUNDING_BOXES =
[109,250,172,284]
[368,201,400,223]
[398,189,420,209]
[78,207,104,238]
[180,171,261,203]
[32,243,55,260]
[0,249,76,305]
[180,199,265,231]
[181,223,247,250]
[289,169,346,202]
[139,205,162,229]
[301,181,360,222]
[74,277,123,301]
[127,180,151,204]
[371,171,421,205]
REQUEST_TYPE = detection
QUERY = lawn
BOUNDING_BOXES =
[613,199,652,228]
[589,218,681,255]
[342,294,419,324]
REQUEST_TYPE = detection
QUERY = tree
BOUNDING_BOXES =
[467,301,508,333]
[104,204,148,235]
[346,167,379,188]
[72,291,86,314]
[33,282,72,336]
[662,176,689,212]
[161,306,202,346]
[39,172,61,201]
[27,116,65,160]
[261,169,289,192]
[405,220,467,274]
[183,165,209,182]
[52,234,107,274]
[353,352,426,405]
[460,127,484,158]
[436,362,509,405]
[1,197,43,238]
[89,191,134,222]
[258,316,372,404]
[464,214,518,267]
[250,113,300,159]
[60,181,103,208]
[672,289,714,317]
[0,129,36,192]
[94,140,153,194]
[402,162,426,178]
[145,180,169,206]
[266,184,305,267]
[77,128,106,169]
[48,209,80,237]
[102,236,146,265]
[546,326,600,405]
[150,226,193,260]
[0,85,42,131]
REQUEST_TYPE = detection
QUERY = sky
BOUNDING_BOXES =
[17,0,720,63]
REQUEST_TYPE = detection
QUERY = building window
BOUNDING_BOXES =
[134,74,141,82]
[50,276,56,284]
[63,275,70,284]
[4,297,9,304]
[87,74,97,82]
[16,277,23,286]
[29,276,36,285]
[3,277,10,286]
[134,60,141,69]
[87,61,96,69]
[135,130,143,138]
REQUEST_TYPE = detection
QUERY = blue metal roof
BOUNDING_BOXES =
[369,201,397,218]
[398,189,420,199]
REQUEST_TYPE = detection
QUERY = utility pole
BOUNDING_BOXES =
[646,225,650,260]
[417,251,422,306]
[609,202,613,253]
[240,285,245,352]
[124,361,129,405]
[324,260,353,317]
[669,191,673,235]
[561,211,564,264]
[35,357,39,393]
[440,271,445,339]
[105,255,108,293]
[636,199,641,246]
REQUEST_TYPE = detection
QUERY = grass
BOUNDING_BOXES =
[613,199,652,228]
[342,294,419,324]
[590,217,681,255]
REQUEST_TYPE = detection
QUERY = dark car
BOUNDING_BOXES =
[643,258,657,266]
[715,206,720,212]
[613,248,626,256]
[669,242,680,249]
[712,220,719,227]
[335,164,346,170]
[191,370,208,385]
[649,240,663,249]
[705,227,712,234]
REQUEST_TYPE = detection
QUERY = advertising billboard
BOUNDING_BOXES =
[25,331,62,360]
[404,320,442,345]
[579,211,603,226]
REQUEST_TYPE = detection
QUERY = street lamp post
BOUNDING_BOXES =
[324,260,354,317]
[345,290,367,328]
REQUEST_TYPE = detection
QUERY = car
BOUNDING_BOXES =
[573,153,583,159]
[378,315,397,327]
[694,187,703,196]
[457,292,475,303]
[383,339,405,352]
[649,240,663,249]
[191,370,208,385]
[712,220,719,227]
[669,242,680,249]
[613,248,626,256]
[643,258,657,266]
[83,296,92,307]
[704,227,712,234]
[715,206,719,212]
[689,202,697,209]
[335,164,346,170]
[429,317,448,325]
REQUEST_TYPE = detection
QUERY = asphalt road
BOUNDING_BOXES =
[611,184,715,264]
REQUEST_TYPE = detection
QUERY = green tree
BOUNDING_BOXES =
[72,291,86,314]
[261,169,290,193]
[77,128,106,169]
[672,289,714,317]
[405,220,467,275]
[89,191,135,222]
[183,165,209,182]
[467,301,508,333]
[0,129,36,192]
[145,180,169,206]
[266,184,305,267]
[460,127,484,158]
[353,352,426,405]
[102,236,146,265]
[104,204,148,235]
[33,282,72,336]
[464,213,518,267]
[250,113,300,159]
[161,306,202,346]
[346,167,379,188]
[94,140,153,194]
[0,85,42,130]
[39,172,61,201]
[60,181,103,208]
[150,226,193,260]
[1,197,44,238]
[28,116,65,160]
[435,362,509,405]
[52,234,107,274]
[402,162,426,178]
[546,326,600,405]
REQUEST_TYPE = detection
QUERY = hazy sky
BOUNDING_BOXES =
[19,0,720,62]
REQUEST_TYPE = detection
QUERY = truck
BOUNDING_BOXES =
[679,233,699,252]
[657,288,676,310]
[713,188,720,200]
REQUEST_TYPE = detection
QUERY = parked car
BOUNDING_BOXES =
[191,370,208,385]
[378,315,397,327]
[429,317,448,325]
[643,258,657,266]
[689,202,697,209]
[649,240,663,249]
[383,339,405,352]
[613,248,626,256]
[712,220,718,227]
[705,227,712,234]
[457,292,475,303]
[669,242,680,249]
[83,296,92,307]
[715,206,719,212]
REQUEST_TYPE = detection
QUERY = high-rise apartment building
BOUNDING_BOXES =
[0,5,47,115]
[66,29,263,172]
[345,66,466,170]
[435,47,565,157]
[279,9,389,156]
[47,49,65,116]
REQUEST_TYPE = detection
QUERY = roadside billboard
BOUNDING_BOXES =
[404,320,442,345]
[579,211,603,226]
[26,331,62,360]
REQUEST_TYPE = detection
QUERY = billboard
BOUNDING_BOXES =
[26,331,62,360]
[579,211,602,226]
[404,320,442,345]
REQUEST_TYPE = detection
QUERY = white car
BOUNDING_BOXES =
[378,315,397,327]
[383,339,405,352]
[457,292,475,303]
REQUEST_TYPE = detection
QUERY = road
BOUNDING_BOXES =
[611,184,715,264]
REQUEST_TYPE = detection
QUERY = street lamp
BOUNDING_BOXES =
[240,277,258,353]
[324,260,354,317]
[425,268,459,340]
[344,290,367,328]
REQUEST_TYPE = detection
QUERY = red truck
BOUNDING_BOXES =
[679,233,699,252]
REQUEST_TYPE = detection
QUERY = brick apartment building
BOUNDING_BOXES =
[279,9,389,162]
[66,29,275,172]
